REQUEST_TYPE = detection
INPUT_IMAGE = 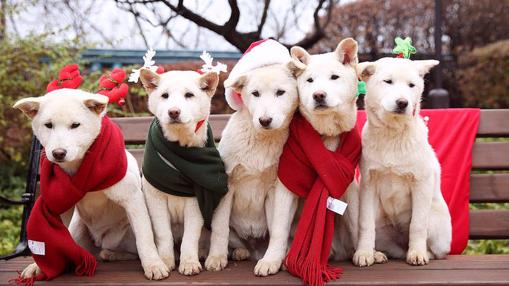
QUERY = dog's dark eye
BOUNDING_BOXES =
[330,75,340,80]
[307,78,314,83]
[161,93,169,99]
[384,79,393,84]
[252,91,260,97]
[185,92,194,98]
[44,122,53,129]
[70,123,80,129]
[276,89,286,96]
[408,83,415,88]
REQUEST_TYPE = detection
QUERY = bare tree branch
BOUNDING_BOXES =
[257,0,271,35]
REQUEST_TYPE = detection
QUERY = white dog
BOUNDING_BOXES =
[204,49,300,273]
[139,68,221,276]
[14,90,169,280]
[255,38,362,276]
[353,57,452,267]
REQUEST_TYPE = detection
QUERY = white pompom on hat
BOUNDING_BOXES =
[225,39,291,111]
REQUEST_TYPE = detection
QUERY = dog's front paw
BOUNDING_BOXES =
[406,249,429,266]
[160,255,176,272]
[232,247,250,261]
[353,249,375,267]
[254,258,282,277]
[374,251,388,264]
[205,254,228,271]
[179,257,202,276]
[143,259,170,280]
[21,263,41,279]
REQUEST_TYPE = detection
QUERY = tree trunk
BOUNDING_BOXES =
[0,0,6,42]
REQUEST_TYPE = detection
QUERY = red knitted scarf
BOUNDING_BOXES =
[278,112,361,286]
[20,116,127,283]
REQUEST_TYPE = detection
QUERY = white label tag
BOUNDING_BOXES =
[327,197,348,215]
[28,240,45,256]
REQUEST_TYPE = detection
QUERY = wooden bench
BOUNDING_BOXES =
[1,109,509,285]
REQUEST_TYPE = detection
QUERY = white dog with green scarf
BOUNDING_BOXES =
[133,51,229,276]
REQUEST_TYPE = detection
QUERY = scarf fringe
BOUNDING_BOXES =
[75,252,97,277]
[9,271,37,286]
[286,256,343,286]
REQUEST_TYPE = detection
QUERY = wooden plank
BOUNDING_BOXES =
[469,210,509,239]
[472,142,509,170]
[470,173,509,203]
[129,149,143,167]
[478,109,509,137]
[112,114,230,144]
[2,256,509,285]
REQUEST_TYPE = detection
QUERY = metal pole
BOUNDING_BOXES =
[434,0,443,88]
[428,0,449,108]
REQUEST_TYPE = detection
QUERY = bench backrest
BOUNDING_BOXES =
[111,109,509,240]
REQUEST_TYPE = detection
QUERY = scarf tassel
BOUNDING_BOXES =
[75,251,97,277]
[286,256,343,286]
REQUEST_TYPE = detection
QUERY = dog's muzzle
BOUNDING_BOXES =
[393,98,409,114]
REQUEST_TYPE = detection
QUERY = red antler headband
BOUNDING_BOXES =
[46,64,83,92]
[97,68,129,106]
[46,64,129,106]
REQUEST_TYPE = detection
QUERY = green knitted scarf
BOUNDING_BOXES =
[142,119,228,229]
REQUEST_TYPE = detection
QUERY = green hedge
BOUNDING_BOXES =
[457,40,509,108]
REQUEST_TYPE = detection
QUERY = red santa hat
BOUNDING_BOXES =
[225,39,291,111]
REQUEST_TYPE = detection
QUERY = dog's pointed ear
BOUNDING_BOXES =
[290,46,311,66]
[413,60,439,77]
[199,72,219,96]
[140,68,160,92]
[224,75,247,94]
[287,58,306,77]
[13,97,43,119]
[357,62,376,82]
[336,38,358,65]
[82,93,109,115]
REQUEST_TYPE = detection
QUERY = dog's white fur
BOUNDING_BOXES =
[14,90,169,280]
[353,57,452,267]
[255,38,362,276]
[139,69,219,276]
[204,63,300,273]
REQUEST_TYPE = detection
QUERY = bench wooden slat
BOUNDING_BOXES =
[472,142,509,170]
[469,210,509,239]
[112,115,230,144]
[470,173,509,203]
[2,256,509,285]
[478,109,509,137]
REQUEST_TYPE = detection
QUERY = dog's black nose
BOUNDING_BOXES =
[168,108,181,120]
[259,117,273,128]
[396,99,409,110]
[52,149,67,161]
[313,91,327,103]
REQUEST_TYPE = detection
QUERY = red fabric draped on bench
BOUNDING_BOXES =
[356,108,480,254]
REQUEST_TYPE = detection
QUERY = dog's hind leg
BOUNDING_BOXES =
[99,249,138,261]
[229,232,250,261]
[178,198,204,276]
[68,208,98,255]
[255,181,298,276]
[427,181,452,260]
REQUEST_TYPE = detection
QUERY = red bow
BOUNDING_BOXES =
[156,66,165,74]
[46,64,83,92]
[98,68,129,106]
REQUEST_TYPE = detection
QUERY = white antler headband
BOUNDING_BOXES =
[129,49,227,83]
[199,51,228,74]
[129,48,160,83]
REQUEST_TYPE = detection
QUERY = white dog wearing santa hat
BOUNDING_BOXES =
[204,39,301,275]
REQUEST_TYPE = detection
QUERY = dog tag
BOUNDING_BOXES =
[28,240,45,256]
[327,197,348,215]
